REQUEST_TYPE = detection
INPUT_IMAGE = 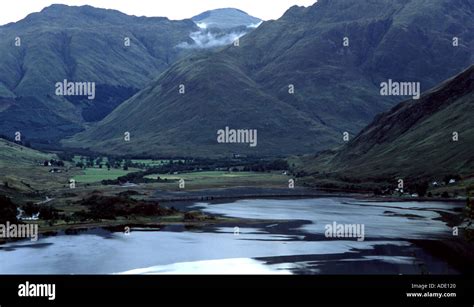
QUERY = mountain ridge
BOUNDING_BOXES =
[0,4,254,145]
[65,0,474,157]
[297,64,474,180]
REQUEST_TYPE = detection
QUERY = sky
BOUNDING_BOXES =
[0,0,317,25]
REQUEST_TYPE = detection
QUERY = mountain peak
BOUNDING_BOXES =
[40,4,124,16]
[10,4,176,29]
[192,7,262,29]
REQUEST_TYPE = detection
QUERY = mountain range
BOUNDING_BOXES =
[65,0,474,157]
[0,5,261,146]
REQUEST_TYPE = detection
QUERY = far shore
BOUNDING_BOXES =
[150,186,467,204]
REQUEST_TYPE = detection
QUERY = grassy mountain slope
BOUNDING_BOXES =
[297,65,474,180]
[0,4,198,144]
[66,0,474,157]
[0,138,53,166]
[65,53,339,156]
[0,138,67,192]
[0,97,83,143]
[0,4,197,94]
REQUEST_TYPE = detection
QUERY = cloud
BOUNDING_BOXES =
[247,21,263,28]
[196,22,208,29]
[177,29,247,49]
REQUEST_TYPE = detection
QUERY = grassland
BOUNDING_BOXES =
[144,171,289,189]
[0,139,81,194]
[73,167,141,183]
[0,139,53,165]
[0,138,293,234]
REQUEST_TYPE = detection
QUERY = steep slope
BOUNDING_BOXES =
[67,53,338,156]
[66,0,474,157]
[0,4,198,144]
[0,97,83,142]
[299,65,474,179]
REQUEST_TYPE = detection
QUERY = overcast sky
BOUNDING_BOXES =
[0,0,317,25]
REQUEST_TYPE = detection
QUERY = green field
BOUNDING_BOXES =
[145,171,279,180]
[145,171,289,188]
[73,167,140,183]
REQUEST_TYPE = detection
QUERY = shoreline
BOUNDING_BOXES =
[2,188,467,244]
[151,187,466,204]
[2,191,471,275]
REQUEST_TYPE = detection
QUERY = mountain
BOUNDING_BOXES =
[0,4,198,145]
[0,137,56,191]
[66,0,474,157]
[297,65,474,180]
[0,96,83,143]
[192,8,262,29]
[178,8,262,49]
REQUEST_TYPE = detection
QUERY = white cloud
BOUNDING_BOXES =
[177,30,247,49]
[247,21,263,28]
[196,22,208,29]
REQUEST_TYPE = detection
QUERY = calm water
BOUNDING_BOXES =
[0,198,462,274]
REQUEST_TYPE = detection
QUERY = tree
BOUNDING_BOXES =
[57,152,74,162]
[0,195,18,223]
[22,202,39,216]
[414,181,429,197]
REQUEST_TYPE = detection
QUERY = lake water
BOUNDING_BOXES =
[0,197,462,274]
